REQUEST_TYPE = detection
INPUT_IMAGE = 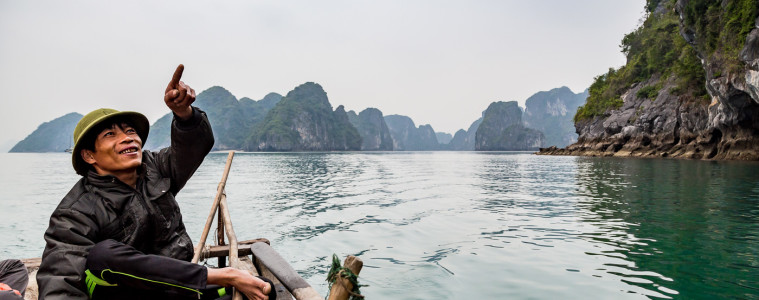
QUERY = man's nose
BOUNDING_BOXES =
[118,131,134,143]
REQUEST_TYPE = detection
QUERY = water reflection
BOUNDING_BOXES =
[475,153,579,216]
[575,157,759,299]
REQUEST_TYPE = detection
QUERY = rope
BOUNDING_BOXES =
[198,226,219,263]
[326,254,364,300]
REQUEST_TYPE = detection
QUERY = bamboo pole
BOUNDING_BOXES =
[219,192,240,268]
[192,151,235,264]
[327,256,363,300]
[217,203,226,268]
[218,180,246,300]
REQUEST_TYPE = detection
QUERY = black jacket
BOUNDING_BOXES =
[37,108,214,300]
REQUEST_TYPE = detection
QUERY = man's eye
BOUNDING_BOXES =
[126,128,136,134]
[103,132,114,137]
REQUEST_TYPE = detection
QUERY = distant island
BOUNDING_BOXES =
[247,82,361,151]
[11,0,759,161]
[475,101,544,151]
[524,87,588,148]
[10,112,82,153]
[347,108,393,151]
[12,83,587,153]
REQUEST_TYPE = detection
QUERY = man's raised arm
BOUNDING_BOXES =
[151,64,214,194]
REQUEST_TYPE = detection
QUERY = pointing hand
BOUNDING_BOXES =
[164,64,196,120]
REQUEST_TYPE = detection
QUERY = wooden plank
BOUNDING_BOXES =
[251,243,322,300]
[254,255,295,300]
[21,258,41,270]
[25,269,38,300]
[238,255,260,276]
[19,258,40,300]
[234,256,260,300]
[202,238,270,258]
[239,238,270,245]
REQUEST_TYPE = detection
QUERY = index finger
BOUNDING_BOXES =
[169,64,184,88]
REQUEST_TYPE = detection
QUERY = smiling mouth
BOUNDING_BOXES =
[119,147,139,155]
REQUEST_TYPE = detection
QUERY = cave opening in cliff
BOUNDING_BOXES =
[709,128,723,145]
[641,136,651,147]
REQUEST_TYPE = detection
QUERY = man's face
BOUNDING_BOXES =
[83,122,143,177]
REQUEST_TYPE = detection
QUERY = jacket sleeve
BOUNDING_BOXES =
[154,107,215,195]
[37,207,98,300]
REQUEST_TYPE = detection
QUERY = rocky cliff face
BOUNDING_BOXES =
[10,112,82,152]
[523,87,588,148]
[347,108,393,151]
[249,82,361,151]
[448,117,482,151]
[541,0,759,160]
[384,115,440,150]
[417,125,439,149]
[475,101,544,151]
[436,132,453,145]
[240,92,282,125]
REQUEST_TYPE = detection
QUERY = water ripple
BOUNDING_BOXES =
[2,153,758,299]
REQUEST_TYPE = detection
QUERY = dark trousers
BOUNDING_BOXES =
[86,239,230,300]
[0,259,27,300]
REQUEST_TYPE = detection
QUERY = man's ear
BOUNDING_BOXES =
[81,149,96,165]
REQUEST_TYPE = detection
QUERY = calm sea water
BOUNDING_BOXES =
[0,152,757,299]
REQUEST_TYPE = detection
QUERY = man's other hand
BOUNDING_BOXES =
[207,267,272,300]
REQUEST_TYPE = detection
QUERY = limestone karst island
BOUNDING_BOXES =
[10,1,759,161]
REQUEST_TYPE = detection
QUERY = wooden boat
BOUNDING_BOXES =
[16,152,336,300]
[19,239,320,300]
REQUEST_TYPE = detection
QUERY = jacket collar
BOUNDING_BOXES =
[85,164,147,189]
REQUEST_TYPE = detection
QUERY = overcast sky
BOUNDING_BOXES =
[0,0,645,151]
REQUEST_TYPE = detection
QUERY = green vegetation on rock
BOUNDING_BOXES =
[636,83,661,99]
[347,108,393,151]
[681,0,758,72]
[248,82,361,151]
[145,86,281,151]
[574,0,724,121]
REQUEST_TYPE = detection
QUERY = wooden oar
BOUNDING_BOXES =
[251,242,322,300]
[192,151,235,264]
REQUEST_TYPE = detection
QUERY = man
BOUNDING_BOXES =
[37,65,274,300]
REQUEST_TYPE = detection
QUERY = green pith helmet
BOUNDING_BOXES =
[72,108,150,176]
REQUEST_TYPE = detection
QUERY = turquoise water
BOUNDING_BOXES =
[1,152,757,299]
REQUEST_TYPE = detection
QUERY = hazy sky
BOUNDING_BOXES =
[0,0,644,151]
